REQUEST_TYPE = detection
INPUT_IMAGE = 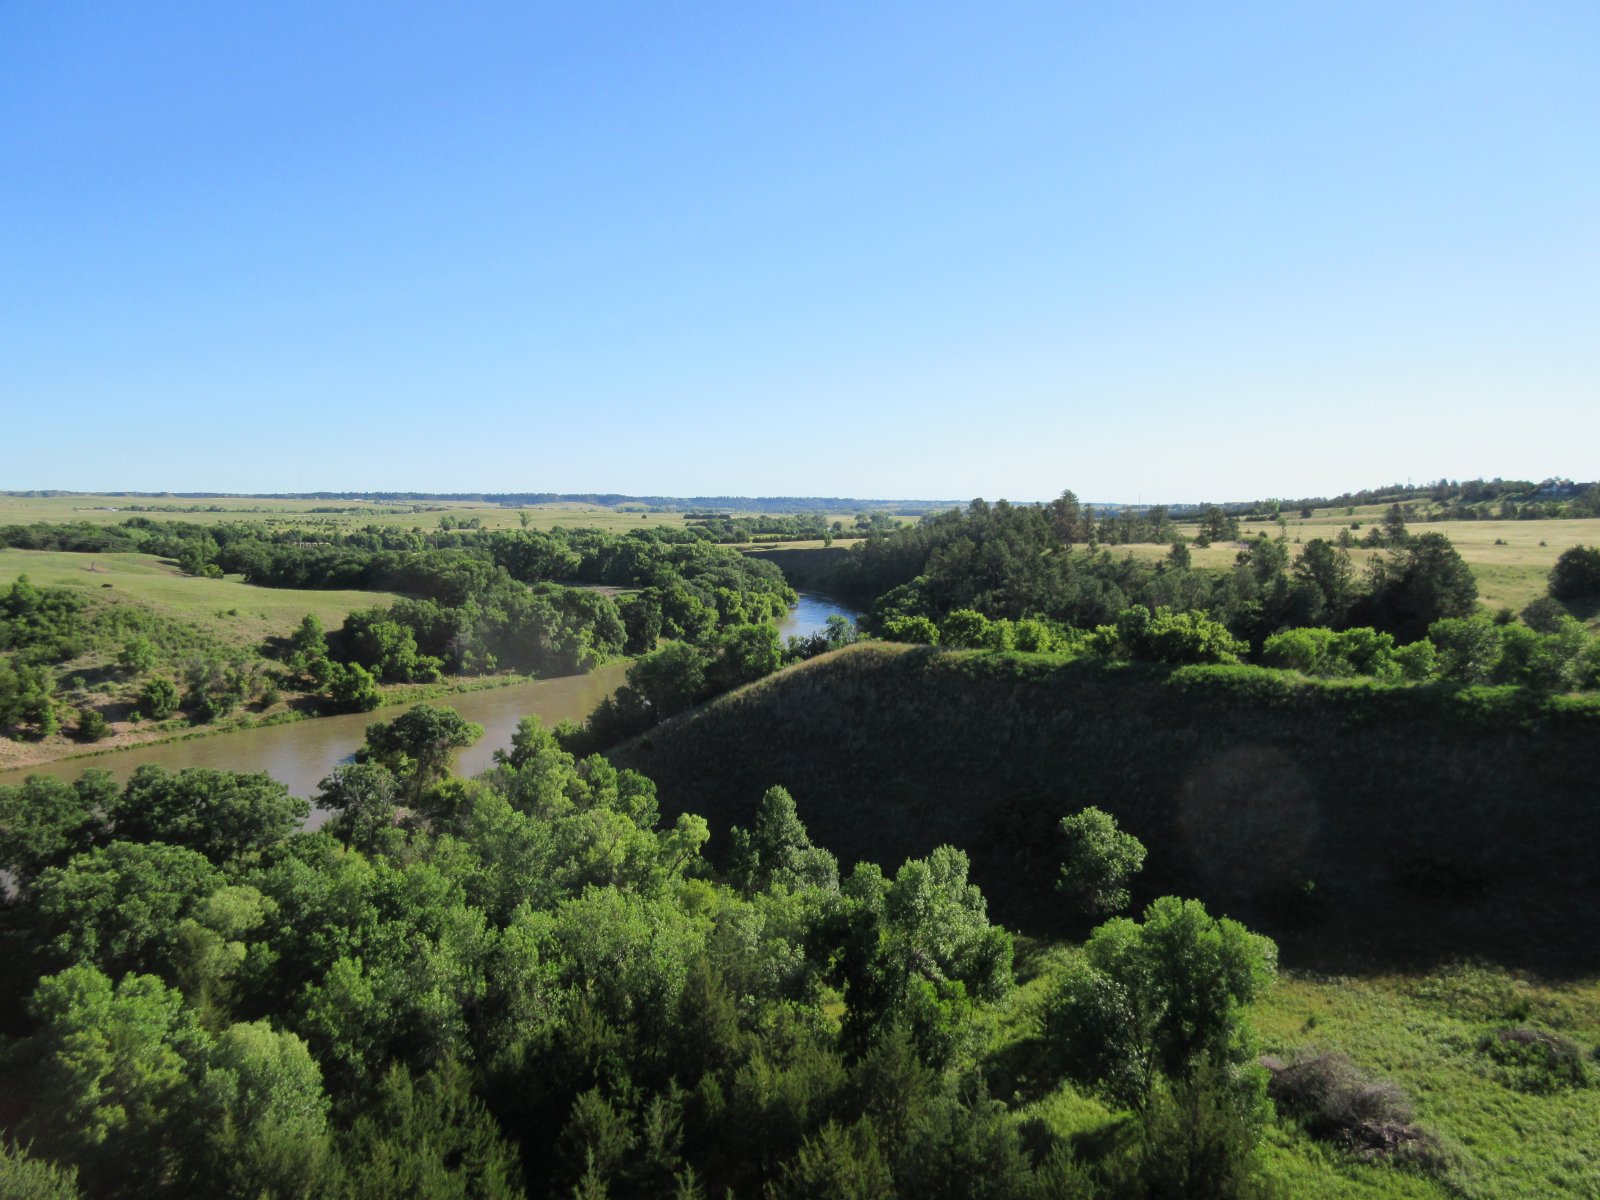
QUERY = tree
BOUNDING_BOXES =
[73,706,109,743]
[187,1021,332,1198]
[31,840,224,977]
[0,770,112,892]
[1549,545,1600,602]
[709,622,782,691]
[136,676,180,720]
[360,703,484,806]
[17,965,209,1194]
[112,765,308,863]
[316,762,400,849]
[1046,897,1276,1108]
[727,785,839,893]
[117,637,158,676]
[1363,532,1478,642]
[1057,806,1146,916]
[0,1142,83,1200]
[0,656,56,735]
[628,642,707,718]
[328,661,383,712]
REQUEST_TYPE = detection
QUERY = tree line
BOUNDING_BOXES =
[0,709,1284,1198]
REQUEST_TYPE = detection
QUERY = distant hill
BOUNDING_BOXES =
[611,643,1600,974]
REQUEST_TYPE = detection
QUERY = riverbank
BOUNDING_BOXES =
[0,669,575,774]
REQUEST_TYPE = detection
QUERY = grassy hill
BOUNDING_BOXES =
[612,643,1600,974]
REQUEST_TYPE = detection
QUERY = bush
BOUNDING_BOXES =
[881,615,939,645]
[74,708,109,743]
[1264,1050,1424,1157]
[1477,1027,1594,1094]
[136,677,179,721]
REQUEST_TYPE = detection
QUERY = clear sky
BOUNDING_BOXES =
[3,2,1596,502]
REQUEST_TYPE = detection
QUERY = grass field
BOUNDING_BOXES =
[1123,517,1600,617]
[0,549,403,649]
[0,493,882,535]
[996,943,1600,1198]
[0,493,696,533]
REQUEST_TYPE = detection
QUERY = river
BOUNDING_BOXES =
[0,592,858,805]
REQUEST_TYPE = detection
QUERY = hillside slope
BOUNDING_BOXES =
[613,643,1600,972]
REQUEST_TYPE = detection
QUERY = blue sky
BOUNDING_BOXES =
[3,2,1596,502]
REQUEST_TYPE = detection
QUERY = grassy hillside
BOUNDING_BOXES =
[0,549,404,648]
[613,643,1600,973]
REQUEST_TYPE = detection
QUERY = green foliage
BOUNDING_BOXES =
[1102,605,1245,665]
[0,1143,82,1200]
[0,654,57,734]
[629,641,708,717]
[728,785,839,894]
[32,840,224,977]
[328,660,383,711]
[112,764,309,863]
[337,1059,525,1199]
[0,770,112,891]
[1548,544,1600,602]
[117,636,158,676]
[1057,806,1146,916]
[136,675,179,719]
[1046,897,1276,1107]
[73,706,109,742]
[359,703,484,805]
[17,965,208,1194]
[882,614,940,644]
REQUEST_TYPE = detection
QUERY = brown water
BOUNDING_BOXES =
[0,593,857,814]
[0,664,630,819]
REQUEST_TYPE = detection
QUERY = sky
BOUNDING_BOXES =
[3,2,1597,503]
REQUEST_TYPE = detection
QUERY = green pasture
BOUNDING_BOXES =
[0,549,402,648]
[1121,517,1600,617]
[0,493,885,535]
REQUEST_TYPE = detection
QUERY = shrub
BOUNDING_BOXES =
[1264,1050,1427,1158]
[881,615,939,645]
[136,677,180,721]
[1477,1027,1594,1094]
[74,708,109,743]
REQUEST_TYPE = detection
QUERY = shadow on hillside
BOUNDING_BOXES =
[615,645,1600,981]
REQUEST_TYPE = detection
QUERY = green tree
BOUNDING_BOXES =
[31,841,224,977]
[117,637,158,676]
[360,703,484,806]
[0,770,112,893]
[727,785,839,894]
[328,661,383,712]
[18,965,209,1194]
[1549,545,1600,602]
[336,1059,524,1199]
[316,762,400,849]
[628,642,707,718]
[136,676,179,720]
[74,707,109,743]
[112,765,308,863]
[0,1143,83,1200]
[1046,896,1276,1108]
[709,622,783,691]
[188,1021,333,1199]
[1057,806,1146,916]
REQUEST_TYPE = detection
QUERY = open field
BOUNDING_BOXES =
[0,493,694,533]
[0,493,888,535]
[996,941,1600,1198]
[0,549,403,649]
[1123,518,1600,616]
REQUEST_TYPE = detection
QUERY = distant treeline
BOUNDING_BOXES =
[3,490,955,514]
[824,495,1497,647]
